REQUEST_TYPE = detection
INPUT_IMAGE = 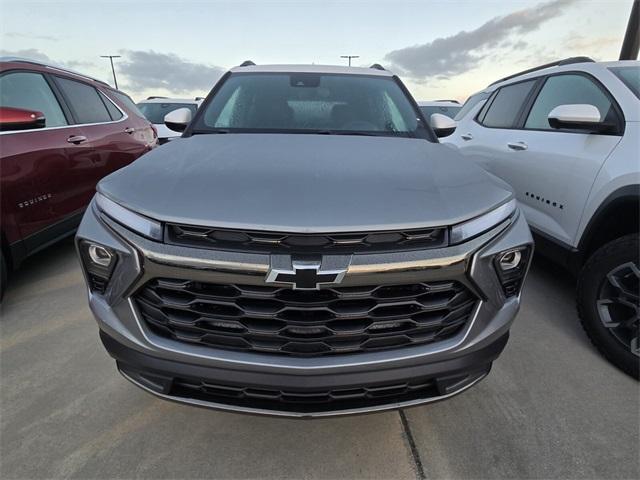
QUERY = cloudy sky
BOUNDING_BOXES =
[0,0,632,102]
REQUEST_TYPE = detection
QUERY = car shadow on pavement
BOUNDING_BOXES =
[522,251,600,353]
[2,235,79,308]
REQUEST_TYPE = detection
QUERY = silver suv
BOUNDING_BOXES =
[76,63,533,417]
[446,58,639,378]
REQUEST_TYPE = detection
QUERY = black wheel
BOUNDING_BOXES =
[578,234,639,379]
[0,249,6,301]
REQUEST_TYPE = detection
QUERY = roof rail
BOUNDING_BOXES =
[239,60,256,67]
[369,63,386,71]
[195,97,205,101]
[0,56,111,87]
[489,56,595,86]
[146,96,168,100]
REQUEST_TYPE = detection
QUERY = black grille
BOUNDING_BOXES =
[135,278,477,357]
[172,377,441,413]
[165,224,447,253]
[136,367,489,414]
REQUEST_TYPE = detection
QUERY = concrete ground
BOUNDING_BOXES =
[1,237,638,480]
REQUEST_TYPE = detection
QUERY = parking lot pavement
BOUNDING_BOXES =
[1,238,638,479]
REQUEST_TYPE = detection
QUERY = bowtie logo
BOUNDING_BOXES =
[266,261,346,290]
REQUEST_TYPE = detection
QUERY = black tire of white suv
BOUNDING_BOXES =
[577,234,639,379]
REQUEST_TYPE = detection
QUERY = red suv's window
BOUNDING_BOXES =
[54,76,112,124]
[99,92,124,120]
[0,72,68,127]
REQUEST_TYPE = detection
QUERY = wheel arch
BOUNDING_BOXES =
[0,229,12,271]
[577,184,640,265]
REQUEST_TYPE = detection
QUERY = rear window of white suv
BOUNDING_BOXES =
[477,80,536,128]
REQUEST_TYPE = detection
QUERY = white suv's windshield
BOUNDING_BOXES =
[192,73,425,138]
[454,91,490,121]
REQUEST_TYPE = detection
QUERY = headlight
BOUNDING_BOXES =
[494,246,531,297]
[78,240,117,294]
[450,199,516,244]
[95,192,163,241]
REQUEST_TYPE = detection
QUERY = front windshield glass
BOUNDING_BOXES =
[137,102,198,124]
[193,73,423,137]
[454,91,490,120]
[609,66,640,99]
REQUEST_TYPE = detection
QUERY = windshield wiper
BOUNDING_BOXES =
[314,130,380,137]
[191,128,231,135]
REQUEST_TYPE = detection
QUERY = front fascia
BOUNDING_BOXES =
[76,201,533,374]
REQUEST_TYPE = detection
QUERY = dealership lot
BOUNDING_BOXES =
[1,237,638,479]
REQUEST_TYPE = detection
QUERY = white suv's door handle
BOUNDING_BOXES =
[461,133,473,141]
[507,141,528,151]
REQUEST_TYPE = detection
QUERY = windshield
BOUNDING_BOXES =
[192,73,426,138]
[454,91,490,120]
[609,66,640,100]
[137,102,198,124]
[419,105,461,119]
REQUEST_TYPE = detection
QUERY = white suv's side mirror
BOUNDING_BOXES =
[547,104,604,131]
[430,113,456,138]
[164,108,193,133]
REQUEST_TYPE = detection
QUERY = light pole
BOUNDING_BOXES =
[620,0,639,60]
[340,55,359,66]
[100,55,121,89]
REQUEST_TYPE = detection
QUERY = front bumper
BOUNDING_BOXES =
[77,201,533,417]
[103,329,507,418]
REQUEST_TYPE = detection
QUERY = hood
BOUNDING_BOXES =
[98,134,512,232]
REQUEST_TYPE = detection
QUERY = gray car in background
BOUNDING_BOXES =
[76,63,533,417]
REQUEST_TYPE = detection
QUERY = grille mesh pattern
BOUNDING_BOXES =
[171,377,440,412]
[135,278,477,357]
[175,378,436,403]
[166,224,447,253]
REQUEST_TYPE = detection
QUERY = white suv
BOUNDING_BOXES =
[446,58,639,378]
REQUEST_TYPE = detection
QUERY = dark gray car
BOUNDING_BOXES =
[76,64,533,417]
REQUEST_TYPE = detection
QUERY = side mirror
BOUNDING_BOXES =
[164,107,193,132]
[0,107,46,131]
[430,113,456,138]
[547,104,612,132]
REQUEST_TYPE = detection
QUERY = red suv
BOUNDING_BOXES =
[0,58,157,298]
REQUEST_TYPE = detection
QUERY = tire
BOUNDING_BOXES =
[577,234,639,379]
[0,249,6,301]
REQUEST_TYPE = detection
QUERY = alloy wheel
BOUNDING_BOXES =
[597,262,640,356]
